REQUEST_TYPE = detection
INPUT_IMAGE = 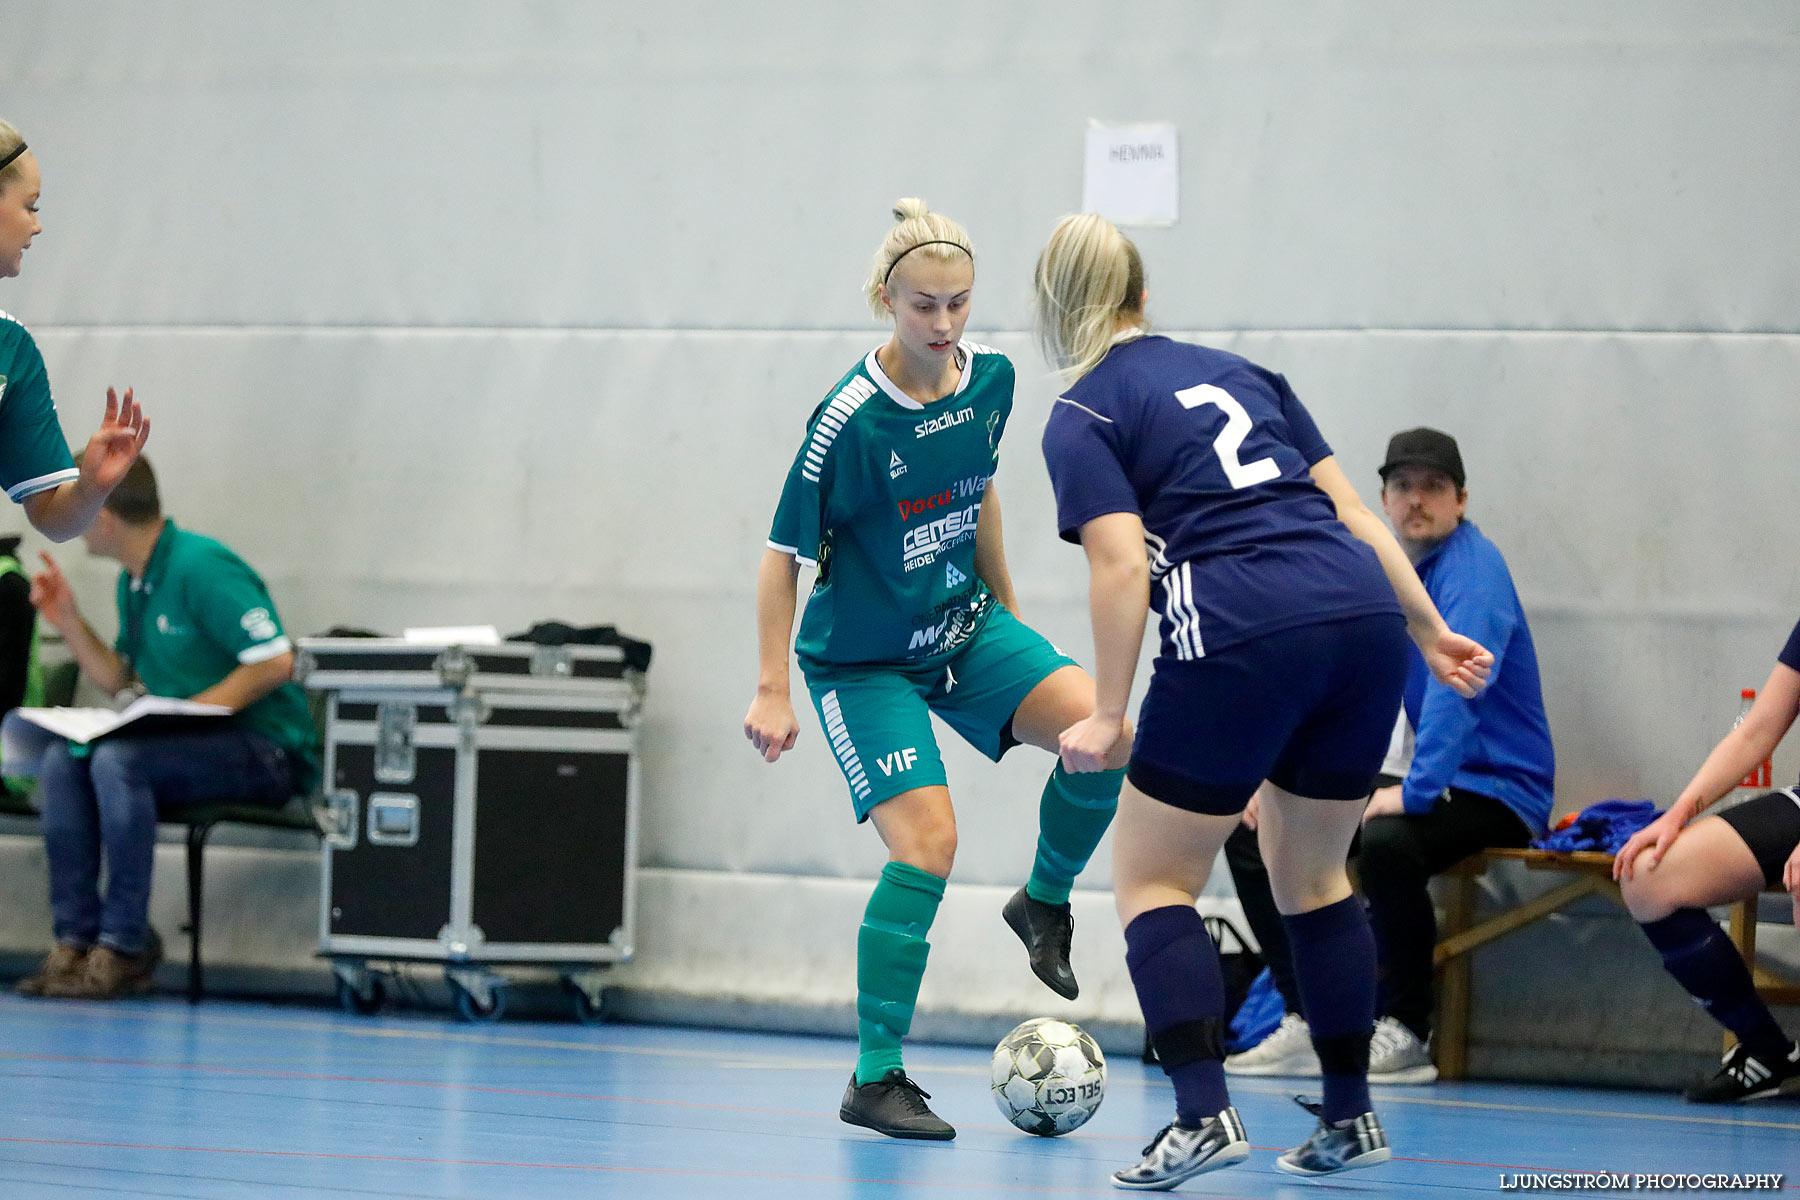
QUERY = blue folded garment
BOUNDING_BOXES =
[1531,798,1661,854]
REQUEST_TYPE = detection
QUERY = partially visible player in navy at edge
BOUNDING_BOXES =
[1031,213,1493,1190]
[744,200,1131,1143]
[1615,616,1800,1104]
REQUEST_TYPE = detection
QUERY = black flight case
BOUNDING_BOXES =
[294,637,643,1022]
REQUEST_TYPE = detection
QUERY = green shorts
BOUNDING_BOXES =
[801,605,1078,822]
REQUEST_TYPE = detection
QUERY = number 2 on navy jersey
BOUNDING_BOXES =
[1174,384,1279,489]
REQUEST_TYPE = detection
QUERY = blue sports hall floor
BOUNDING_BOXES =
[0,995,1793,1198]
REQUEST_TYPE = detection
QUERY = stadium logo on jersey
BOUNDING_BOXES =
[896,475,988,522]
[914,407,973,438]
[945,562,966,588]
[901,502,981,571]
[888,450,907,479]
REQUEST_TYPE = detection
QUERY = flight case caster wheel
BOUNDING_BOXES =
[333,964,387,1016]
[447,970,507,1023]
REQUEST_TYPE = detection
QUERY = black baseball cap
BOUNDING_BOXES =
[1378,427,1465,490]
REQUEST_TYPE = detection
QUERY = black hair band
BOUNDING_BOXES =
[883,239,973,285]
[0,142,27,173]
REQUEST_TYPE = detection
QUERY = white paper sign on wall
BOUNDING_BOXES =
[1081,121,1179,226]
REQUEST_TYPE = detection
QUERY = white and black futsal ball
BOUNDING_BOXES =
[990,1017,1106,1135]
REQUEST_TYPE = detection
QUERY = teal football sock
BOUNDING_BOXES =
[855,861,946,1085]
[1026,764,1123,906]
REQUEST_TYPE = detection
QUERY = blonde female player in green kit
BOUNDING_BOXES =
[744,199,1130,1141]
[0,118,149,540]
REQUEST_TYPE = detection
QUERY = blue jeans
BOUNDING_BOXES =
[2,712,294,955]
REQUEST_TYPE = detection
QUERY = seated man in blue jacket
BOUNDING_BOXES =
[1356,427,1556,1080]
[1225,428,1554,1083]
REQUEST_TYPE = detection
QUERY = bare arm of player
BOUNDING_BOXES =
[21,388,150,543]
[972,480,1020,617]
[1616,659,1800,882]
[1308,455,1492,699]
[1059,511,1150,773]
[744,547,804,763]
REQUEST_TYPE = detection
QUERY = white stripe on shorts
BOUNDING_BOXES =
[820,690,872,800]
[1161,562,1205,661]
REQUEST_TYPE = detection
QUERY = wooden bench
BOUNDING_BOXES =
[1432,846,1799,1080]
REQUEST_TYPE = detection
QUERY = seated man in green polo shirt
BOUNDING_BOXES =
[8,455,317,999]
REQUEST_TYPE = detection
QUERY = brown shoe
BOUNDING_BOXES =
[45,929,162,999]
[14,944,90,997]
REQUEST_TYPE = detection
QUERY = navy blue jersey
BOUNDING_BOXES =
[1781,617,1800,674]
[1041,335,1398,659]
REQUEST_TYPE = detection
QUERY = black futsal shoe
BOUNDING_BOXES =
[1003,887,1078,1000]
[839,1070,956,1140]
[1685,1042,1800,1104]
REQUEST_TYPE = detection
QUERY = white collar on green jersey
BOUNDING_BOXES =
[863,343,973,411]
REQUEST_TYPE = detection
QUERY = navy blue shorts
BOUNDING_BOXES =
[1128,612,1410,815]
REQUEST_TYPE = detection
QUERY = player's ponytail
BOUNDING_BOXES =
[864,198,974,319]
[1033,213,1146,381]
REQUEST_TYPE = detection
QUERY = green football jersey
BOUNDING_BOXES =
[769,341,1014,668]
[114,520,320,794]
[0,311,79,503]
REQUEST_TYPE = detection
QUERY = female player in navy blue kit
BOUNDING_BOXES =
[1614,618,1800,1104]
[1032,213,1492,1189]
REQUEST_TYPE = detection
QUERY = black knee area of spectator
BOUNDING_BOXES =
[1355,815,1431,884]
[1151,1018,1223,1070]
[1311,1031,1370,1076]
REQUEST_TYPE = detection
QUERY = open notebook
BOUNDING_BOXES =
[15,696,232,745]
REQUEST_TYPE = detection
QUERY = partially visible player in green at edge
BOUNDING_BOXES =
[744,198,1130,1142]
[0,118,150,542]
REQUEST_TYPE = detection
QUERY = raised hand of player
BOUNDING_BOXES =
[76,387,150,494]
[744,690,800,764]
[28,550,81,633]
[1423,627,1493,698]
[1613,800,1693,882]
[1058,711,1124,774]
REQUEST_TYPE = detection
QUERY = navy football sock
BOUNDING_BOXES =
[1642,908,1792,1062]
[1124,905,1230,1125]
[1283,895,1377,1123]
